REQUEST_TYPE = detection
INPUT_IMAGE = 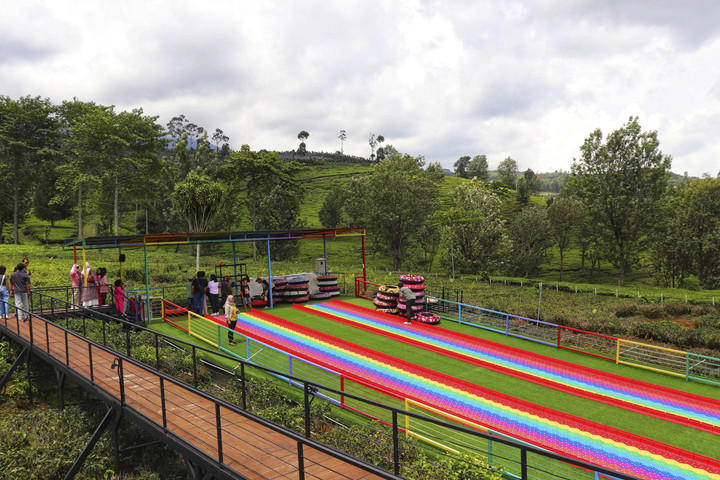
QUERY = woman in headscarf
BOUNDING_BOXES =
[224,295,237,346]
[69,263,82,309]
[81,262,99,307]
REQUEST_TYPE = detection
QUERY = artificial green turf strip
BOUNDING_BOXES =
[343,297,720,398]
[267,303,720,459]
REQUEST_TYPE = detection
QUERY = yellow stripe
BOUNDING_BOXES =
[618,339,686,355]
[617,360,686,378]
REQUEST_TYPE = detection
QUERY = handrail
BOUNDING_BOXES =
[0,302,401,480]
[19,294,644,480]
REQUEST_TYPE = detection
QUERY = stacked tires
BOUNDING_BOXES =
[398,274,425,316]
[374,285,399,314]
[272,278,288,304]
[284,276,310,303]
[312,274,340,300]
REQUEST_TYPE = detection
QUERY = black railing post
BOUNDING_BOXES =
[392,410,400,475]
[297,441,305,480]
[64,331,70,366]
[125,329,131,357]
[28,312,34,345]
[154,334,160,369]
[303,382,311,438]
[83,316,87,337]
[240,362,247,410]
[118,357,125,405]
[102,319,107,346]
[89,343,94,384]
[215,403,223,464]
[192,346,198,387]
[45,322,50,353]
[160,377,167,430]
[521,448,528,480]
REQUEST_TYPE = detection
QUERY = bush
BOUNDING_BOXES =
[637,304,666,319]
[614,302,639,318]
[664,302,691,316]
[631,321,690,346]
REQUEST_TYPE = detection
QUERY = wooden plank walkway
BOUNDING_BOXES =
[1,314,389,480]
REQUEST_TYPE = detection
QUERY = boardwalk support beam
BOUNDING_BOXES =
[184,457,217,480]
[55,369,66,409]
[0,346,28,391]
[63,406,117,480]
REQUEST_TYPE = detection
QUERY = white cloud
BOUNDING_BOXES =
[1,0,719,176]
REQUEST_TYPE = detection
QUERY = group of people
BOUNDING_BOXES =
[187,271,253,316]
[0,258,32,321]
[69,262,113,308]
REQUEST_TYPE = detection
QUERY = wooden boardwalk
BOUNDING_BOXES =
[1,314,390,480]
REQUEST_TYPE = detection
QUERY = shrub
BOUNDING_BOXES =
[614,302,639,318]
[637,304,666,319]
[664,302,691,316]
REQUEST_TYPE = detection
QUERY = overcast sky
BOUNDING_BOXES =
[2,1,719,175]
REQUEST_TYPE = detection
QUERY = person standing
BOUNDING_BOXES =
[240,277,251,312]
[208,274,220,315]
[398,283,416,325]
[0,265,11,320]
[224,295,237,346]
[220,275,232,306]
[114,279,126,316]
[185,275,194,310]
[70,264,82,309]
[81,262,99,307]
[97,267,110,305]
[191,271,208,315]
[21,257,31,276]
[10,263,31,322]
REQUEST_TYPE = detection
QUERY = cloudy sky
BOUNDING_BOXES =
[3,1,720,175]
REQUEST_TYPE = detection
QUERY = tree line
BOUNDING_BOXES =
[0,95,303,265]
[321,117,720,289]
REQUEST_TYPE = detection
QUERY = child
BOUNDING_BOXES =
[224,295,237,346]
[240,276,251,312]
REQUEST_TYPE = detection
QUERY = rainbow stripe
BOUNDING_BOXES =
[230,310,720,480]
[305,300,720,433]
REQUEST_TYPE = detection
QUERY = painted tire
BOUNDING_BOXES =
[413,290,425,297]
[287,276,309,285]
[397,303,424,311]
[284,283,309,290]
[399,274,425,284]
[373,298,395,308]
[272,279,288,287]
[316,280,339,287]
[376,307,398,314]
[376,292,398,302]
[378,285,400,295]
[310,292,332,300]
[319,285,340,292]
[328,290,341,296]
[406,283,426,291]
[251,300,268,308]
[284,290,309,297]
[288,295,310,303]
[316,274,337,281]
[416,312,440,324]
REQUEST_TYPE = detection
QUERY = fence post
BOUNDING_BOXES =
[685,354,690,382]
[392,410,400,476]
[303,382,311,438]
[520,448,528,480]
[192,345,197,387]
[240,362,247,410]
[537,282,542,320]
[457,302,462,324]
[505,314,509,334]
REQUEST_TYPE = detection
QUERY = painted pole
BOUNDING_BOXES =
[361,230,367,282]
[267,239,274,309]
[232,241,239,298]
[144,245,151,324]
[82,249,87,287]
[322,237,328,274]
[537,282,543,320]
[73,244,77,264]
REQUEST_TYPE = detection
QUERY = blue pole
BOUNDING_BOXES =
[323,237,328,274]
[267,239,274,309]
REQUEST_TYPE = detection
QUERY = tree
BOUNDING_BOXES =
[497,157,518,188]
[319,184,346,229]
[376,135,385,160]
[0,95,59,243]
[368,134,378,161]
[34,161,73,227]
[508,205,552,277]
[453,156,471,178]
[468,155,488,181]
[212,128,230,159]
[568,117,671,285]
[338,129,347,154]
[517,169,539,204]
[345,153,444,269]
[297,130,309,155]
[171,171,226,270]
[437,180,507,274]
[547,197,583,281]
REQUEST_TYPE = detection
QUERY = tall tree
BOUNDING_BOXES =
[677,177,720,288]
[508,205,552,277]
[468,154,489,180]
[376,135,385,160]
[568,117,671,285]
[338,129,347,154]
[368,134,378,161]
[345,152,444,269]
[297,130,309,156]
[0,95,59,243]
[517,168,539,204]
[319,184,346,229]
[453,156,471,178]
[437,179,507,274]
[547,197,583,281]
[171,171,226,270]
[497,157,518,188]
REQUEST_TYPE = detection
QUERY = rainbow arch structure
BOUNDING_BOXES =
[218,309,720,480]
[298,300,720,434]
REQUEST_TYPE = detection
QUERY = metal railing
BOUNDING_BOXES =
[13,293,644,480]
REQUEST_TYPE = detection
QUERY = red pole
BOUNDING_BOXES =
[73,244,77,264]
[361,230,367,282]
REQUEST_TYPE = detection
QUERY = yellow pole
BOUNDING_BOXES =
[615,339,620,364]
[404,399,410,439]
